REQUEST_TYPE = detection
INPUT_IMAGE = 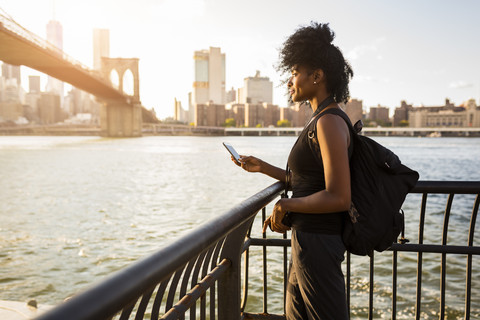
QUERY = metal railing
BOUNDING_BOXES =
[36,181,480,320]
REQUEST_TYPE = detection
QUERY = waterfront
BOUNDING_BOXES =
[1,136,480,318]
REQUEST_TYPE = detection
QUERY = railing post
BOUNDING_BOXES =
[218,216,256,320]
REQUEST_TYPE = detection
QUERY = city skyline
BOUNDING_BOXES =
[1,0,479,120]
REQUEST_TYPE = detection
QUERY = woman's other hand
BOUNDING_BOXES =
[262,199,291,234]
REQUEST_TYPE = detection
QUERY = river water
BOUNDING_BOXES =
[0,135,479,319]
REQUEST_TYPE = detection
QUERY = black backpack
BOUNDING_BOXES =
[307,108,419,256]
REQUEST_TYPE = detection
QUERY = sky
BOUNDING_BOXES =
[1,0,479,119]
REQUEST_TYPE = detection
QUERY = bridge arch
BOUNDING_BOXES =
[122,69,135,96]
[101,57,140,102]
[109,69,120,90]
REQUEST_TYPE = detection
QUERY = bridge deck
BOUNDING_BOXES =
[0,21,126,101]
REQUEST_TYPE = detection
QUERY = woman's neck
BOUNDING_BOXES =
[309,92,331,112]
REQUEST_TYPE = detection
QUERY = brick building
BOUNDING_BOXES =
[245,103,265,127]
[368,105,390,124]
[342,98,363,125]
[393,101,413,126]
[409,99,480,128]
[194,102,226,127]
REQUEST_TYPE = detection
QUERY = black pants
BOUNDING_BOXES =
[286,230,348,320]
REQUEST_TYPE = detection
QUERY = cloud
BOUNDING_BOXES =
[449,81,474,89]
[347,44,376,61]
[346,37,386,61]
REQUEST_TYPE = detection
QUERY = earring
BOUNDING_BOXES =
[313,81,317,84]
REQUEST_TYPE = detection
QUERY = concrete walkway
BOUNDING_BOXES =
[0,300,52,320]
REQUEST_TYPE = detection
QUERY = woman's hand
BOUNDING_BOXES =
[231,155,263,173]
[262,198,291,234]
[232,154,286,183]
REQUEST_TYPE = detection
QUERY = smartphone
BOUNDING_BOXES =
[223,142,241,165]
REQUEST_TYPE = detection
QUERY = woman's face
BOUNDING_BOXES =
[287,65,316,102]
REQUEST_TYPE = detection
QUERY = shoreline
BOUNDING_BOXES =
[1,124,480,137]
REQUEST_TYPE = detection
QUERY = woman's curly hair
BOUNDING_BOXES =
[277,22,353,104]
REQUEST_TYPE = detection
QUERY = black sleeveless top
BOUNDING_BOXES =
[286,101,351,234]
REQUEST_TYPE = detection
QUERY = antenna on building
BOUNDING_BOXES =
[51,0,56,20]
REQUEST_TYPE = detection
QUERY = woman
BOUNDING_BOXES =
[234,22,353,319]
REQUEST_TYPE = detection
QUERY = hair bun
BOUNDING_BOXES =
[313,22,335,45]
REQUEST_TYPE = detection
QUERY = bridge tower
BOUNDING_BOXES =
[100,57,142,137]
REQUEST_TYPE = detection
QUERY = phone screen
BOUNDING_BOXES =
[223,142,241,164]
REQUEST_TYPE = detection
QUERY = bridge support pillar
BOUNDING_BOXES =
[100,102,142,137]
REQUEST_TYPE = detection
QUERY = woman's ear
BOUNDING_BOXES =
[314,69,325,82]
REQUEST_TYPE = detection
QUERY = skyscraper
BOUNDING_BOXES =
[93,29,110,70]
[29,76,41,93]
[0,63,22,121]
[0,63,21,103]
[191,47,225,122]
[26,76,42,115]
[1,64,21,86]
[46,20,64,104]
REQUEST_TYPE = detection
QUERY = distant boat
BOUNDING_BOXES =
[428,131,442,137]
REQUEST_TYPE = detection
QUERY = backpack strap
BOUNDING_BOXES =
[308,108,356,162]
[318,108,363,135]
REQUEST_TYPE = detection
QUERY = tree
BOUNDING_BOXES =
[277,119,292,127]
[363,119,376,127]
[224,118,236,127]
[364,119,392,127]
[399,120,409,127]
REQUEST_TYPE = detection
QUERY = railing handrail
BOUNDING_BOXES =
[412,180,480,194]
[36,182,284,320]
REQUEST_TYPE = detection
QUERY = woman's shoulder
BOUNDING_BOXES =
[316,109,350,136]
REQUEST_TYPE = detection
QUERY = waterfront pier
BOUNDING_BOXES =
[2,123,480,137]
[225,126,480,137]
[32,180,480,320]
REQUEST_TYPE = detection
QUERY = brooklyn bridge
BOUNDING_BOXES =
[0,12,143,137]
